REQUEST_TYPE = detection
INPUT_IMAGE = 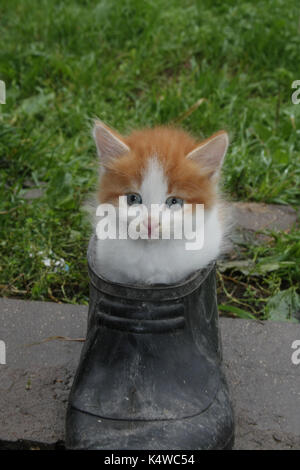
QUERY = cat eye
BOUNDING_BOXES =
[126,193,142,206]
[165,196,184,208]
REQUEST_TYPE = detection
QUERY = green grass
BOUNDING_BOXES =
[0,0,299,318]
[217,227,300,321]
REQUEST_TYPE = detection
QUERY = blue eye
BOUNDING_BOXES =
[126,193,142,206]
[166,196,184,208]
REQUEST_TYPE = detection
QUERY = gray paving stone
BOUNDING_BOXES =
[22,188,45,200]
[222,318,300,450]
[0,298,299,450]
[231,202,298,233]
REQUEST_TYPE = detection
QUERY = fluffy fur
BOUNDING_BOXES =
[93,122,230,285]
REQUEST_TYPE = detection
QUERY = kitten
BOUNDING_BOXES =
[92,121,229,285]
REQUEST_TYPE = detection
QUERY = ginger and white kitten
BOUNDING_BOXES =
[92,121,229,285]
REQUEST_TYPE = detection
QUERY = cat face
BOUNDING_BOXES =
[117,157,191,239]
[93,122,228,240]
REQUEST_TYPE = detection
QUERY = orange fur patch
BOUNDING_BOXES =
[98,126,224,209]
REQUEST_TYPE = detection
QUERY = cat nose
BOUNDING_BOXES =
[142,217,159,237]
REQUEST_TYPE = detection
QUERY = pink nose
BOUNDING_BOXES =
[142,218,159,237]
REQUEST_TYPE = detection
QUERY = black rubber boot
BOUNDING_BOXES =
[65,235,235,450]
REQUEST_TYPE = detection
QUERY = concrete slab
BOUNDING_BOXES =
[0,298,299,450]
[222,318,300,450]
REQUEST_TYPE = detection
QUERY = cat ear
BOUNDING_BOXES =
[93,120,130,166]
[186,131,229,178]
